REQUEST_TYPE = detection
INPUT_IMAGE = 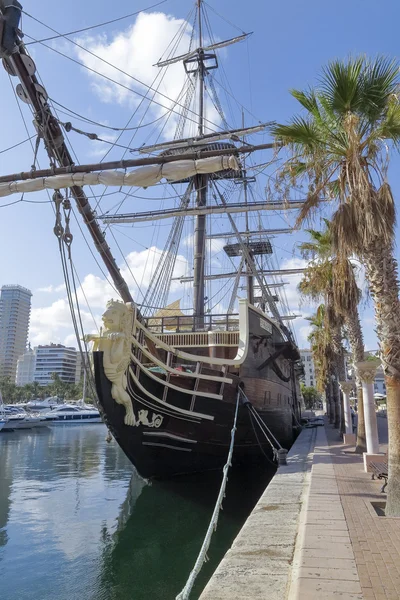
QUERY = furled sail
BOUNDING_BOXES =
[0,155,239,198]
[148,299,193,332]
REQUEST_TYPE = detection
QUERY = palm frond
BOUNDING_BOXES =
[295,191,325,226]
[290,88,320,116]
[320,57,365,115]
[375,97,400,145]
[331,203,359,256]
[360,56,400,122]
[270,116,321,149]
[326,178,341,200]
[332,257,361,315]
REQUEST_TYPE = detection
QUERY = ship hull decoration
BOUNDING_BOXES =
[90,299,302,479]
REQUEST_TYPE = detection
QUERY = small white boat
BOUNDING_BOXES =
[2,406,46,430]
[43,404,102,424]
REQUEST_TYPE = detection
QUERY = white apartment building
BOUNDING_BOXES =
[299,349,316,388]
[0,285,32,381]
[34,344,78,386]
[15,346,36,386]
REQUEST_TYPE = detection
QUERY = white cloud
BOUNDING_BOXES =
[298,322,312,346]
[36,283,66,293]
[30,298,99,347]
[275,257,311,311]
[29,246,190,346]
[74,11,221,139]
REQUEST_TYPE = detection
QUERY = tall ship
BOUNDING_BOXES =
[0,0,304,477]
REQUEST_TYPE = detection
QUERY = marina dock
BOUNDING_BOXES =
[200,415,399,600]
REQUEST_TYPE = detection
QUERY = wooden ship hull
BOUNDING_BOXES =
[93,301,302,479]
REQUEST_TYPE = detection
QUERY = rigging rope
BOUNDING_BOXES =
[22,29,223,133]
[211,181,285,327]
[0,134,36,154]
[227,256,244,314]
[52,191,99,404]
[23,1,168,45]
[141,184,193,314]
[176,387,241,600]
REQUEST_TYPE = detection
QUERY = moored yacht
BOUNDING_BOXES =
[43,404,102,424]
[2,406,46,430]
[25,397,63,412]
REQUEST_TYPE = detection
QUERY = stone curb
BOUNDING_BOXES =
[199,426,317,600]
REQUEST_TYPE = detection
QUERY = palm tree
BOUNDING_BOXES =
[299,223,367,451]
[307,305,336,421]
[272,56,400,515]
[300,239,344,432]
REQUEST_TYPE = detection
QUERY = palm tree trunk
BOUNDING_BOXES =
[340,393,345,437]
[327,379,335,424]
[386,377,400,516]
[325,382,334,422]
[344,310,366,452]
[333,376,341,430]
[334,350,345,432]
[364,242,400,517]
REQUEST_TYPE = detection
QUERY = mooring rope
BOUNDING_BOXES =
[239,387,282,452]
[175,388,241,600]
[247,404,282,450]
[247,407,277,466]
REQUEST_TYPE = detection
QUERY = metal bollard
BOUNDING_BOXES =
[277,448,288,466]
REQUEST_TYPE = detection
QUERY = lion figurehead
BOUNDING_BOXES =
[102,300,134,336]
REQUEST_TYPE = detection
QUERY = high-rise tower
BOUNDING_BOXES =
[0,284,32,380]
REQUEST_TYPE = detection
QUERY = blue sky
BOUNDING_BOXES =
[1,0,398,351]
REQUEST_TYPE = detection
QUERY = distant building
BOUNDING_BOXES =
[299,349,316,388]
[34,344,77,386]
[374,365,386,396]
[0,284,32,381]
[15,346,36,386]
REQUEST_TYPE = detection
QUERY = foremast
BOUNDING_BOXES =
[193,0,207,328]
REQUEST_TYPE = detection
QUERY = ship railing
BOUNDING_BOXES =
[135,299,249,369]
[152,330,239,348]
[144,312,239,334]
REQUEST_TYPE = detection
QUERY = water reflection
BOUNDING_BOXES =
[0,426,274,600]
[99,467,274,600]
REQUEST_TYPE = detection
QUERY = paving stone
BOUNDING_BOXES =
[295,577,363,597]
[297,566,359,581]
[299,557,357,570]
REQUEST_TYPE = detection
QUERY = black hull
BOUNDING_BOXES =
[93,307,300,479]
[94,353,294,478]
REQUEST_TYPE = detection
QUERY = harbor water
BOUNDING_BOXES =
[0,425,274,600]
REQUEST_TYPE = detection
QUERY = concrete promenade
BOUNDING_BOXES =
[200,414,400,600]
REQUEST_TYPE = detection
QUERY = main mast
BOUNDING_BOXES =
[193,0,207,328]
[242,111,254,306]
